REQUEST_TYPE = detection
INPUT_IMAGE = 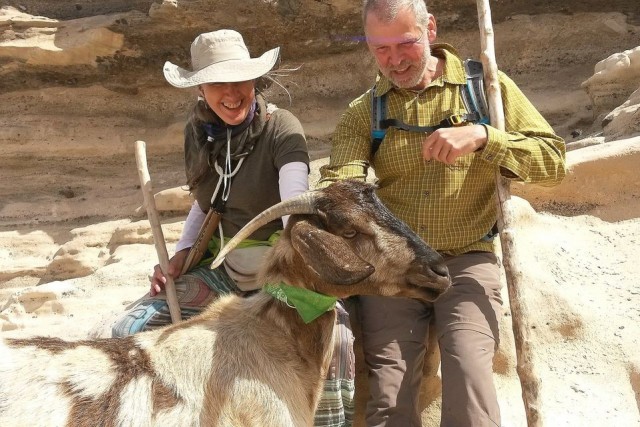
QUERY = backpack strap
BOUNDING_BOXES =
[371,88,461,156]
[461,59,490,125]
[371,85,387,156]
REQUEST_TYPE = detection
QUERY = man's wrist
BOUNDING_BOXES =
[474,124,489,152]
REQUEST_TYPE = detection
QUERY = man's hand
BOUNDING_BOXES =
[149,248,190,296]
[422,124,488,164]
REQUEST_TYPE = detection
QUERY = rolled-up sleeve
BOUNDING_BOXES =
[478,72,566,186]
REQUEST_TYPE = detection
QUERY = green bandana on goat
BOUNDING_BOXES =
[263,282,338,324]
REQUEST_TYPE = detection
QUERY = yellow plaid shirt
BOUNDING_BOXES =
[318,44,566,255]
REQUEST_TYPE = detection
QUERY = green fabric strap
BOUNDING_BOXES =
[200,230,282,267]
[263,282,338,324]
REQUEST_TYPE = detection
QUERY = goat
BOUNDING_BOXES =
[0,179,450,427]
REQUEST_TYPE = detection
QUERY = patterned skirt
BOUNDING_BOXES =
[112,265,355,427]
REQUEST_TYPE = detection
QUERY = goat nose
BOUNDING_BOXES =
[432,262,449,279]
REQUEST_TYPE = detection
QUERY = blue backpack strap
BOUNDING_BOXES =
[371,88,446,156]
[371,85,387,156]
[461,59,490,125]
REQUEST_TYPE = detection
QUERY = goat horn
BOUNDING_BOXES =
[210,190,319,269]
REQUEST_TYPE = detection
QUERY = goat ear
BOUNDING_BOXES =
[290,220,374,285]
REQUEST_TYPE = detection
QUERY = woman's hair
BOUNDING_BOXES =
[362,0,430,29]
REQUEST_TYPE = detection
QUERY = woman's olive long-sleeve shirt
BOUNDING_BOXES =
[185,96,309,242]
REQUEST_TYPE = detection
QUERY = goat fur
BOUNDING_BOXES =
[0,180,449,427]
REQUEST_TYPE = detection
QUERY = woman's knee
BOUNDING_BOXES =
[330,305,355,381]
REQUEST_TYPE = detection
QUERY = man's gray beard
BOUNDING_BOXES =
[387,45,432,89]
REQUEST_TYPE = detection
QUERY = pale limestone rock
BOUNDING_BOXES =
[39,220,127,281]
[0,230,57,281]
[0,281,83,332]
[44,244,108,281]
[110,219,183,246]
[565,136,605,151]
[603,86,640,141]
[581,45,640,118]
[0,6,128,66]
[512,136,640,221]
[153,186,193,212]
[0,5,57,27]
[134,187,192,216]
[148,0,178,19]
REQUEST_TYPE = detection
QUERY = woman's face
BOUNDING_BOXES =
[200,80,256,125]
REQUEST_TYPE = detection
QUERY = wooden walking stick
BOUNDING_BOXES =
[135,140,182,324]
[475,2,542,426]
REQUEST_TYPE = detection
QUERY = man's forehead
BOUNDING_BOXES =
[365,32,422,45]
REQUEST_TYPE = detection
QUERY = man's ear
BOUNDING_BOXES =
[426,13,437,43]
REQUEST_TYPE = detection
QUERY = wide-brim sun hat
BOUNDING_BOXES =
[163,29,280,88]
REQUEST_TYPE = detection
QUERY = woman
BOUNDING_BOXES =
[112,30,355,426]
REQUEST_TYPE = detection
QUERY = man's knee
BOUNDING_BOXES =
[439,329,501,427]
[439,328,497,373]
[363,340,426,402]
[358,295,431,346]
[363,339,426,427]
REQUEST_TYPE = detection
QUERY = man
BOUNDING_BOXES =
[318,0,566,426]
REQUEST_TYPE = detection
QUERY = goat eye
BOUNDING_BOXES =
[342,229,357,238]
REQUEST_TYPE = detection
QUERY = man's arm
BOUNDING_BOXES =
[317,95,373,189]
[422,71,566,187]
[475,71,566,186]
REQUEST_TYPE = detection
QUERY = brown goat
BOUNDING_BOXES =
[0,180,450,427]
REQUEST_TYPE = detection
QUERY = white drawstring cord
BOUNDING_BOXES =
[212,128,245,257]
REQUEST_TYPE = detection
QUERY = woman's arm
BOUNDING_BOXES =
[279,161,309,227]
[175,200,207,252]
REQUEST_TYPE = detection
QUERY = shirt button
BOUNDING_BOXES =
[423,191,430,197]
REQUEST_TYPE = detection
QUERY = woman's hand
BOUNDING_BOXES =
[149,248,190,296]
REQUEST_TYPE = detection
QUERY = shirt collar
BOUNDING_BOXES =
[373,43,466,96]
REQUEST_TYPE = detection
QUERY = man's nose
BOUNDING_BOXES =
[388,48,404,66]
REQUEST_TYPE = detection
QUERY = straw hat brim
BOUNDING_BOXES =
[163,47,280,88]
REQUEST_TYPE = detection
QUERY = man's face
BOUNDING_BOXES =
[365,8,433,90]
